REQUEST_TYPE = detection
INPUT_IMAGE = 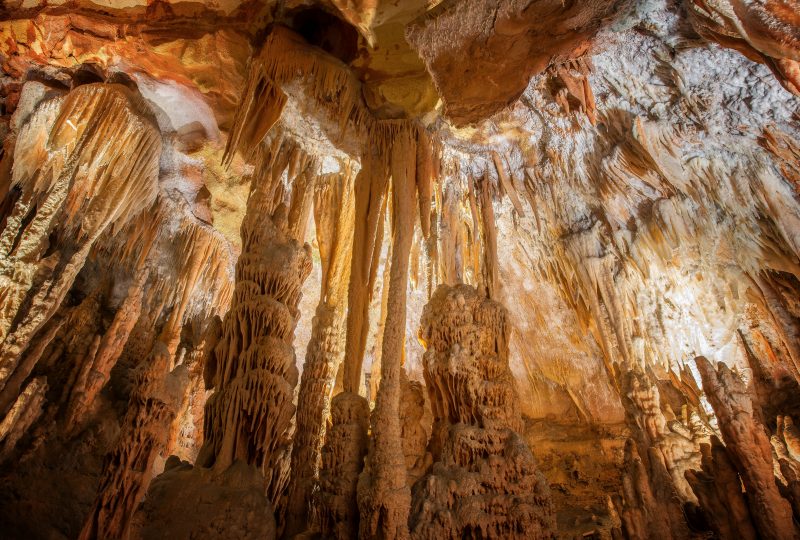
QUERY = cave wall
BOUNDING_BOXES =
[0,0,799,538]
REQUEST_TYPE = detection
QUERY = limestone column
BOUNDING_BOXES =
[357,128,417,540]
[284,170,355,537]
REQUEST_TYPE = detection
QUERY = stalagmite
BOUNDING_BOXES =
[618,369,700,536]
[285,169,355,538]
[685,436,758,540]
[197,196,312,500]
[318,392,370,540]
[615,439,675,540]
[357,127,418,540]
[399,371,431,487]
[410,284,556,539]
[695,356,795,540]
[79,341,185,540]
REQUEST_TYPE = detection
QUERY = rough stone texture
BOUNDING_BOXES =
[696,356,795,540]
[684,0,800,96]
[318,392,370,540]
[129,458,277,540]
[406,0,625,124]
[410,284,556,539]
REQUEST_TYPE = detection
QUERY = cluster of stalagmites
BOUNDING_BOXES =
[411,284,556,539]
[611,351,800,540]
[130,185,312,537]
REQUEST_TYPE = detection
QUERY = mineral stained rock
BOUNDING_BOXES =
[1,1,800,539]
[410,284,556,539]
[696,356,796,540]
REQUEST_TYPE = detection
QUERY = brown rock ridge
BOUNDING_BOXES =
[685,0,800,96]
[695,356,796,540]
[406,0,624,124]
[410,283,556,539]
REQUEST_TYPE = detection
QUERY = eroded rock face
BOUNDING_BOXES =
[406,0,624,124]
[410,284,556,539]
[1,1,800,538]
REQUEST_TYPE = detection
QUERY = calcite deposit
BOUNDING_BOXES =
[1,0,799,539]
[411,284,556,539]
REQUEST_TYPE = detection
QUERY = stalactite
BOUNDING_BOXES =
[341,150,389,394]
[477,174,499,299]
[695,356,795,540]
[222,68,287,166]
[368,241,392,403]
[0,84,160,400]
[320,178,386,540]
[410,284,556,539]
[64,270,148,432]
[438,180,463,286]
[357,126,418,540]
[78,341,185,540]
[284,169,355,538]
[286,165,317,243]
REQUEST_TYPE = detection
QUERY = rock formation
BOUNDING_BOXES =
[410,284,556,539]
[685,435,758,540]
[696,356,796,540]
[0,83,160,403]
[197,182,312,495]
[318,391,370,539]
[284,168,355,537]
[1,1,800,539]
[79,341,185,540]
